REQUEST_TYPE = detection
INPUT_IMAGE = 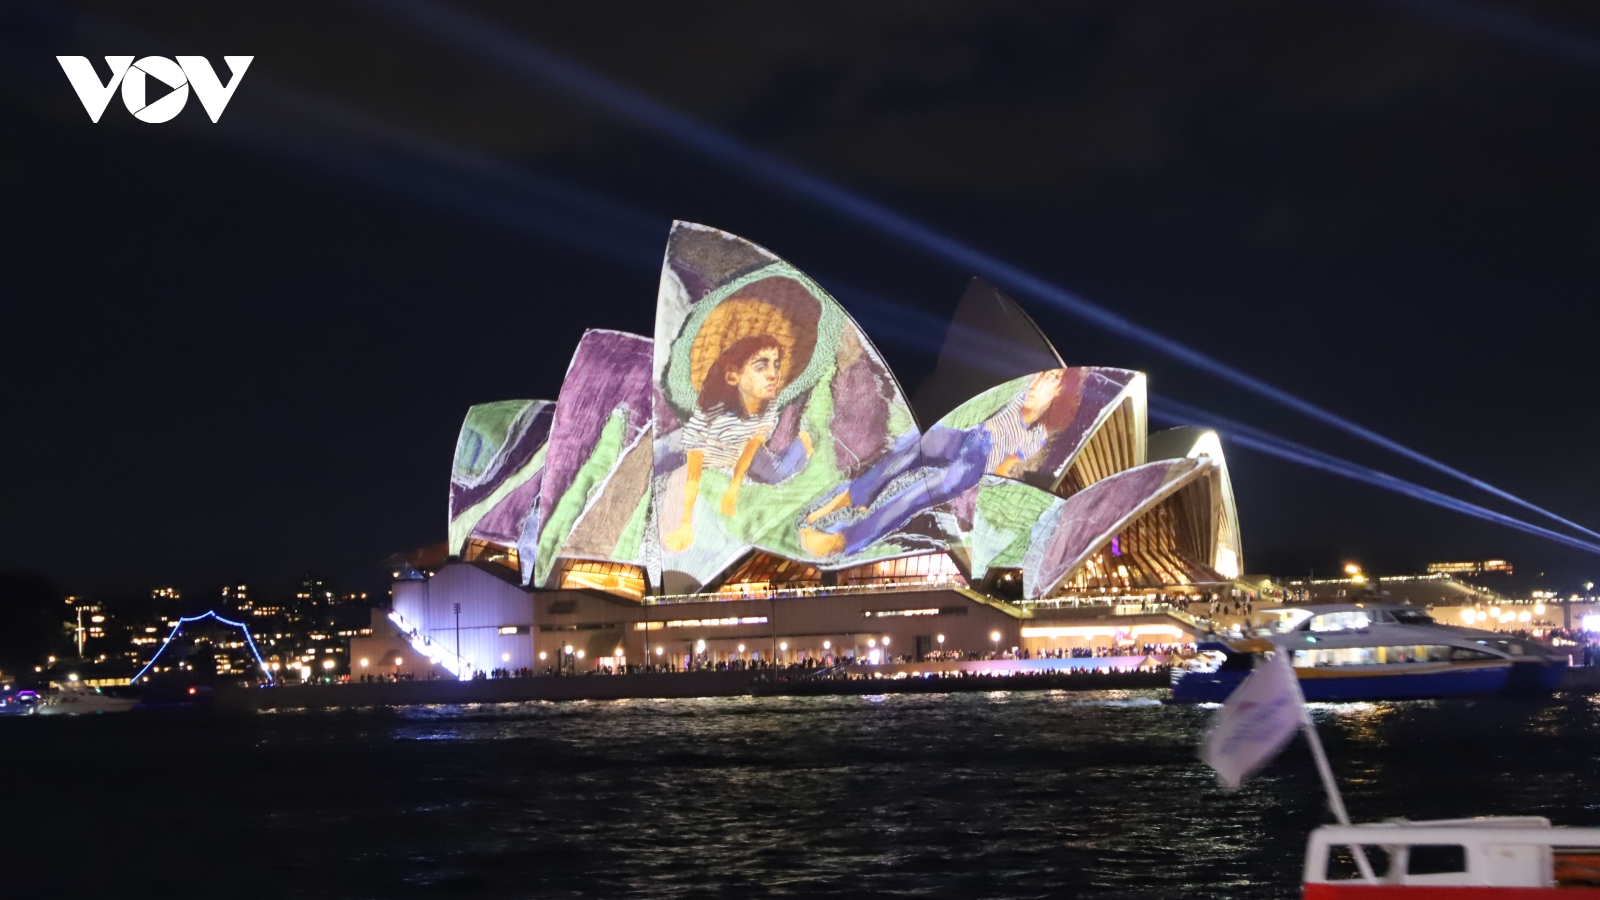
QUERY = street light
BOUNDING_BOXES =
[990,631,1001,656]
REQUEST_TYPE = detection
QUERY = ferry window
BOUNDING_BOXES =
[1308,611,1372,633]
[1449,647,1499,661]
[1392,609,1435,625]
[1379,645,1450,663]
[1407,844,1466,875]
[1324,845,1391,880]
[1219,652,1256,672]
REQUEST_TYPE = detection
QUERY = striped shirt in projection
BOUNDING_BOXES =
[682,404,781,470]
[983,393,1050,474]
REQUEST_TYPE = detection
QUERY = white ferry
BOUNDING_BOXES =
[1305,817,1600,897]
[35,681,139,715]
[1174,604,1567,703]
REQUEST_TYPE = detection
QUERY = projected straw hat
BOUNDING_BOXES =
[683,276,823,394]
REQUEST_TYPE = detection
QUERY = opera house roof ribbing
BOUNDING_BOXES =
[445,222,1243,605]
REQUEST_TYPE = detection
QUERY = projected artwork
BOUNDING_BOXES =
[792,366,1141,567]
[531,330,654,586]
[1022,458,1207,599]
[652,222,918,589]
[932,368,1142,491]
[440,225,1243,599]
[447,400,556,557]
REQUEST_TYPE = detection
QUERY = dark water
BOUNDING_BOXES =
[7,690,1600,899]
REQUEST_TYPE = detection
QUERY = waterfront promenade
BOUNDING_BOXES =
[216,665,1169,710]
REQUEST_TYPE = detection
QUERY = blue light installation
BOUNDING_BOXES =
[1148,398,1600,557]
[850,283,1600,557]
[143,31,1593,565]
[128,610,276,685]
[372,0,1599,543]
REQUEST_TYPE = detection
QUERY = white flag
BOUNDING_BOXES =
[1200,651,1306,790]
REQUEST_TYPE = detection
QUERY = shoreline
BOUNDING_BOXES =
[214,668,1169,711]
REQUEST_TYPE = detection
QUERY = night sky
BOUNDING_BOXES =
[3,0,1598,602]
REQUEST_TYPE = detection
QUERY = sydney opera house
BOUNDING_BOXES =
[366,223,1245,678]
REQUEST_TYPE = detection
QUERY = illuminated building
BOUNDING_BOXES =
[359,224,1246,677]
[1427,560,1514,575]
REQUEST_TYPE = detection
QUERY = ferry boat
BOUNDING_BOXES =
[35,681,139,715]
[1173,604,1567,703]
[1305,817,1600,897]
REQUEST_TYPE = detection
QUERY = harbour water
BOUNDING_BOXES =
[8,690,1600,898]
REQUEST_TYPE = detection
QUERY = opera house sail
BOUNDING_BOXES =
[372,223,1245,679]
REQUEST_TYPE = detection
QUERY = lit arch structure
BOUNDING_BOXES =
[129,610,275,684]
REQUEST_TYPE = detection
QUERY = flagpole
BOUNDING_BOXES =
[1286,655,1377,883]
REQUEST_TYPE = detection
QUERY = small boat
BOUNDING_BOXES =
[1305,817,1600,897]
[1174,604,1567,703]
[0,689,41,715]
[1200,640,1597,897]
[35,681,139,715]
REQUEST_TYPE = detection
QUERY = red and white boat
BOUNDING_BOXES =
[1304,817,1600,898]
[1200,652,1600,898]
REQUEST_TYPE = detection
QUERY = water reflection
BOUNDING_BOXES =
[5,691,1599,899]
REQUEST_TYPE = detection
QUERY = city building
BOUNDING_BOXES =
[1427,560,1514,576]
[356,224,1247,679]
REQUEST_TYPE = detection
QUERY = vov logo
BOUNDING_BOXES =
[57,56,253,123]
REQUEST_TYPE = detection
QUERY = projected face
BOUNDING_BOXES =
[1020,368,1065,426]
[728,346,782,414]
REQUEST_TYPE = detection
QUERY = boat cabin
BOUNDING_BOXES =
[1304,818,1600,897]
